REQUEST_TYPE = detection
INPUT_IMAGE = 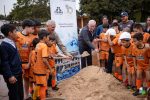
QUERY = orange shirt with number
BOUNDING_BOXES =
[33,42,49,75]
[122,43,134,66]
[132,44,149,70]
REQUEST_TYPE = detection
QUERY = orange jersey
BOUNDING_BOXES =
[30,34,38,41]
[99,33,110,51]
[132,44,149,68]
[48,44,58,67]
[33,42,49,75]
[143,32,150,43]
[16,32,35,63]
[122,44,134,66]
[112,33,122,55]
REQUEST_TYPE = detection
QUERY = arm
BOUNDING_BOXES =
[0,45,17,84]
[133,57,137,69]
[0,45,13,78]
[43,57,52,73]
[123,55,129,67]
[54,33,70,56]
[107,34,114,46]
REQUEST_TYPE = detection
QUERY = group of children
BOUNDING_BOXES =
[14,19,65,100]
[96,22,150,96]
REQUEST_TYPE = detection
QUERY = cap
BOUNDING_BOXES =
[119,32,131,40]
[105,28,116,36]
[121,12,128,17]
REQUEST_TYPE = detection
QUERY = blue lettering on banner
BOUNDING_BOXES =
[57,65,80,82]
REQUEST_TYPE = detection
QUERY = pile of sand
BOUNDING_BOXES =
[52,66,144,100]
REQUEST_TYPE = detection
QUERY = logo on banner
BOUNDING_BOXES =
[65,5,73,14]
[54,7,63,15]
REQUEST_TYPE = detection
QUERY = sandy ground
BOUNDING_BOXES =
[0,66,146,100]
[52,66,145,100]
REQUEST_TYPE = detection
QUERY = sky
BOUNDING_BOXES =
[0,0,80,16]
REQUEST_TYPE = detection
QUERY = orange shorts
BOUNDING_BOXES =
[22,63,29,78]
[115,56,123,67]
[34,74,47,86]
[99,51,109,60]
[127,66,135,74]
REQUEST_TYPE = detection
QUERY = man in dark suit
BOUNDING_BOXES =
[78,20,98,68]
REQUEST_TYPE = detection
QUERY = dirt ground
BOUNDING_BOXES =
[52,66,146,100]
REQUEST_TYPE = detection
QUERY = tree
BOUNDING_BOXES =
[79,0,148,23]
[0,15,5,20]
[8,0,50,21]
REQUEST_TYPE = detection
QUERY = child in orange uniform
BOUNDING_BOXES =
[28,38,40,97]
[132,33,150,96]
[120,32,136,90]
[98,24,109,71]
[16,19,35,100]
[47,35,59,91]
[107,25,123,81]
[133,23,150,43]
[33,30,52,100]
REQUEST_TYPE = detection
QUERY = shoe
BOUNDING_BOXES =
[52,86,59,91]
[141,89,147,96]
[131,86,137,91]
[133,89,140,96]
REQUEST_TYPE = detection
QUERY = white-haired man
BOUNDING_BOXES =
[78,20,98,68]
[46,20,72,57]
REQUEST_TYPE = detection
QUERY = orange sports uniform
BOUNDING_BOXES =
[99,33,110,60]
[122,44,135,74]
[112,33,123,67]
[33,42,49,100]
[33,42,49,86]
[132,44,149,71]
[48,44,58,88]
[132,44,150,89]
[16,32,35,78]
[143,32,150,43]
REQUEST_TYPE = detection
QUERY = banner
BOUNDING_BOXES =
[50,0,80,82]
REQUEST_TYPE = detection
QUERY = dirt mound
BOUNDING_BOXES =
[52,66,144,100]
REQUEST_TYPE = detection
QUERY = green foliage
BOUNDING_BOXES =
[0,15,5,20]
[8,0,50,21]
[79,0,149,22]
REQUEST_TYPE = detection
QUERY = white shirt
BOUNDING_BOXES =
[3,38,16,48]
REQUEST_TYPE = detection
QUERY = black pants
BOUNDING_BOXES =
[107,49,114,73]
[4,74,24,100]
[79,49,92,69]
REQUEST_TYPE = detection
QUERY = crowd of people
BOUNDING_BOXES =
[79,11,150,98]
[0,19,72,100]
[0,11,150,100]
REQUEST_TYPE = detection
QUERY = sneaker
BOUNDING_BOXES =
[52,86,59,91]
[133,89,140,96]
[141,89,147,96]
[131,86,137,91]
